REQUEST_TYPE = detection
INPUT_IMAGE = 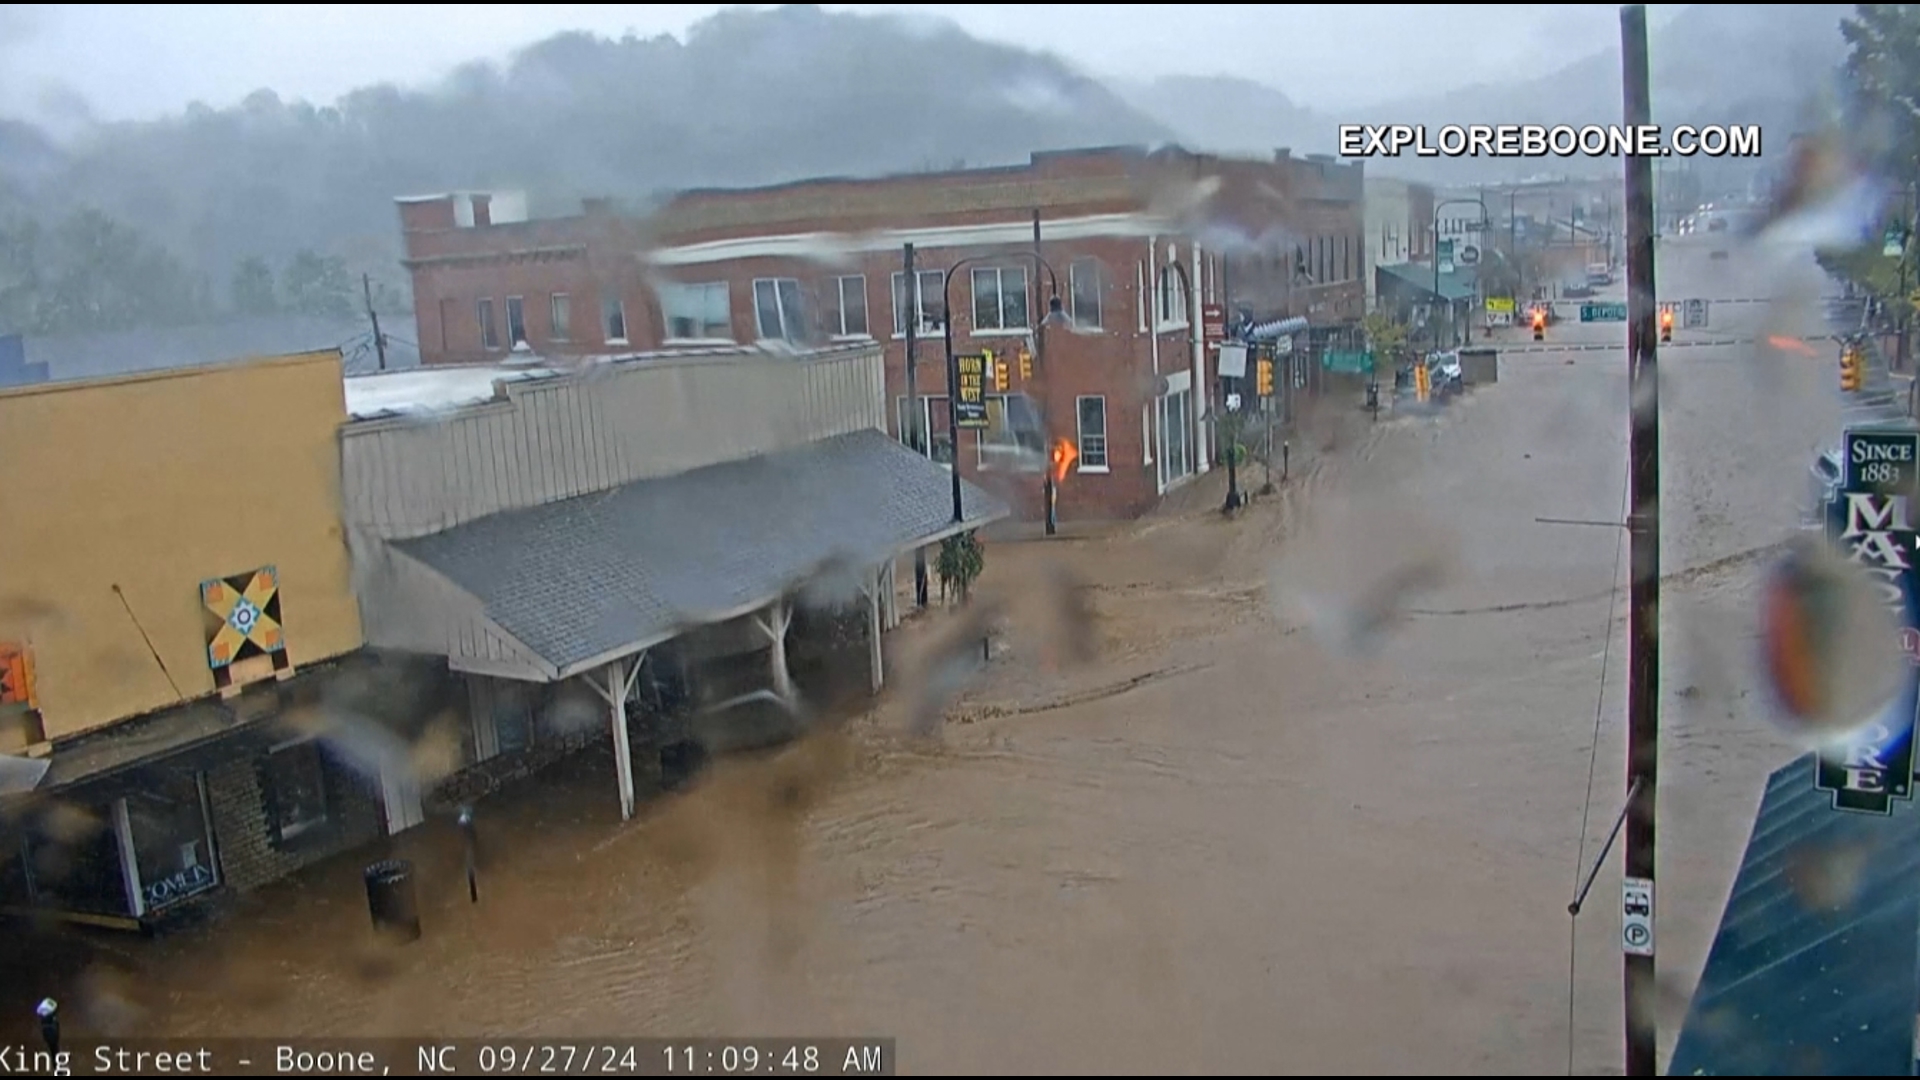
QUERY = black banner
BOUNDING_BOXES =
[1817,426,1920,813]
[955,354,988,428]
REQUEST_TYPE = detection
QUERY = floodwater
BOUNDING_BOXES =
[10,245,1844,1074]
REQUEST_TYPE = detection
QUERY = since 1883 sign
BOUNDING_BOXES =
[1819,426,1920,813]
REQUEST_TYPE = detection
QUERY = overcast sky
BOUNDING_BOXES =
[0,3,1685,128]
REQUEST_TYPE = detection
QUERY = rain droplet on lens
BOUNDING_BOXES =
[1757,535,1905,740]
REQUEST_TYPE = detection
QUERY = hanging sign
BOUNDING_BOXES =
[955,354,989,428]
[1817,426,1920,813]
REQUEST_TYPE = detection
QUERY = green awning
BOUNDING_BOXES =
[1376,262,1477,302]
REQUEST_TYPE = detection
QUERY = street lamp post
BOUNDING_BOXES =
[938,254,1069,525]
[1433,197,1492,350]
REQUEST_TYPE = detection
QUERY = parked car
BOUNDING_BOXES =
[1562,279,1595,299]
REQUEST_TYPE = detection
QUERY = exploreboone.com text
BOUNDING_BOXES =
[1338,124,1763,158]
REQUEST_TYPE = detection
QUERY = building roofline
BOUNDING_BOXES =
[0,348,344,402]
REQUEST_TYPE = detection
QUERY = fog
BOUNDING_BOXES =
[0,3,1854,349]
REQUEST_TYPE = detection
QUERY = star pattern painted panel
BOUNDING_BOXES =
[201,566,293,694]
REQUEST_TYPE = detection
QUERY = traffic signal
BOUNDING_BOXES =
[1414,363,1431,403]
[1019,349,1033,381]
[1255,357,1275,397]
[1531,309,1546,341]
[1659,307,1674,344]
[987,349,1007,392]
[1841,347,1863,392]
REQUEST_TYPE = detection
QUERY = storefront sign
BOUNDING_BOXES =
[954,354,989,428]
[1819,426,1920,813]
[143,862,216,911]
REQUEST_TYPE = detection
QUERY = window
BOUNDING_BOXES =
[1158,266,1188,326]
[660,281,732,341]
[895,394,954,464]
[1136,262,1149,331]
[438,298,456,352]
[753,277,806,341]
[263,740,330,845]
[506,296,527,346]
[602,293,628,343]
[1068,257,1103,330]
[830,274,869,337]
[891,270,945,336]
[1076,395,1109,470]
[978,393,1045,469]
[971,267,1029,332]
[549,293,572,342]
[478,298,499,350]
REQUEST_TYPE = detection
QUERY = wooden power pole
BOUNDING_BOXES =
[1619,5,1661,1076]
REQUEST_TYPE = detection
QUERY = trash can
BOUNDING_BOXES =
[363,859,420,942]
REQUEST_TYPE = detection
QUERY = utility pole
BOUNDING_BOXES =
[1034,209,1057,536]
[1620,5,1661,1076]
[362,273,389,372]
[904,244,929,607]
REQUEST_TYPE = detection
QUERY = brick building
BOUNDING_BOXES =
[397,146,1365,522]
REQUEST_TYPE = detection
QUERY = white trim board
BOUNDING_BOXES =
[648,213,1173,268]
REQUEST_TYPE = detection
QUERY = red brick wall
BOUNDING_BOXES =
[392,149,1366,520]
[400,199,660,367]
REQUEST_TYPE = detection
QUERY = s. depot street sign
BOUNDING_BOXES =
[1820,426,1920,813]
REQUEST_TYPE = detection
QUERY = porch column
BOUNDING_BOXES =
[864,567,885,694]
[883,561,900,629]
[587,655,646,821]
[754,600,795,703]
[1192,240,1210,474]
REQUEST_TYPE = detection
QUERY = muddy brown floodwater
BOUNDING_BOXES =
[11,248,1844,1075]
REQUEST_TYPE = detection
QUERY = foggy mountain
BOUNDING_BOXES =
[0,5,1169,310]
[1117,3,1853,184]
[0,2,1858,334]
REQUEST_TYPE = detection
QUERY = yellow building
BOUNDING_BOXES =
[0,351,392,927]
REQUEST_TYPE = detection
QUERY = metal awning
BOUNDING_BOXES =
[1246,316,1308,342]
[393,428,1009,682]
[1668,749,1920,1076]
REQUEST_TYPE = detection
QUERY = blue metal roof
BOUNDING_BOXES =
[1668,747,1920,1076]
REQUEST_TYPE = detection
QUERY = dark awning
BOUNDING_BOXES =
[1668,751,1920,1076]
[395,428,1009,680]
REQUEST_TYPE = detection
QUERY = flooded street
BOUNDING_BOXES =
[26,247,1842,1075]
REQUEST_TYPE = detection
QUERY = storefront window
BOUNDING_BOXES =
[126,770,218,912]
[264,741,331,845]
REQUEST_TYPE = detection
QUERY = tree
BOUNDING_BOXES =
[935,531,985,605]
[1840,4,1920,180]
[229,256,278,316]
[33,208,206,334]
[1819,7,1920,302]
[0,218,44,332]
[280,249,355,319]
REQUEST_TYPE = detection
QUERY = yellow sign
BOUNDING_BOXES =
[955,354,989,428]
[1486,297,1516,314]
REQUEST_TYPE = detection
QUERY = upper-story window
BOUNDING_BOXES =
[602,294,628,344]
[506,296,527,347]
[971,266,1029,332]
[753,278,806,342]
[478,298,499,350]
[660,281,732,341]
[1068,257,1103,330]
[549,293,572,342]
[891,270,944,336]
[1157,266,1188,326]
[829,275,869,338]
